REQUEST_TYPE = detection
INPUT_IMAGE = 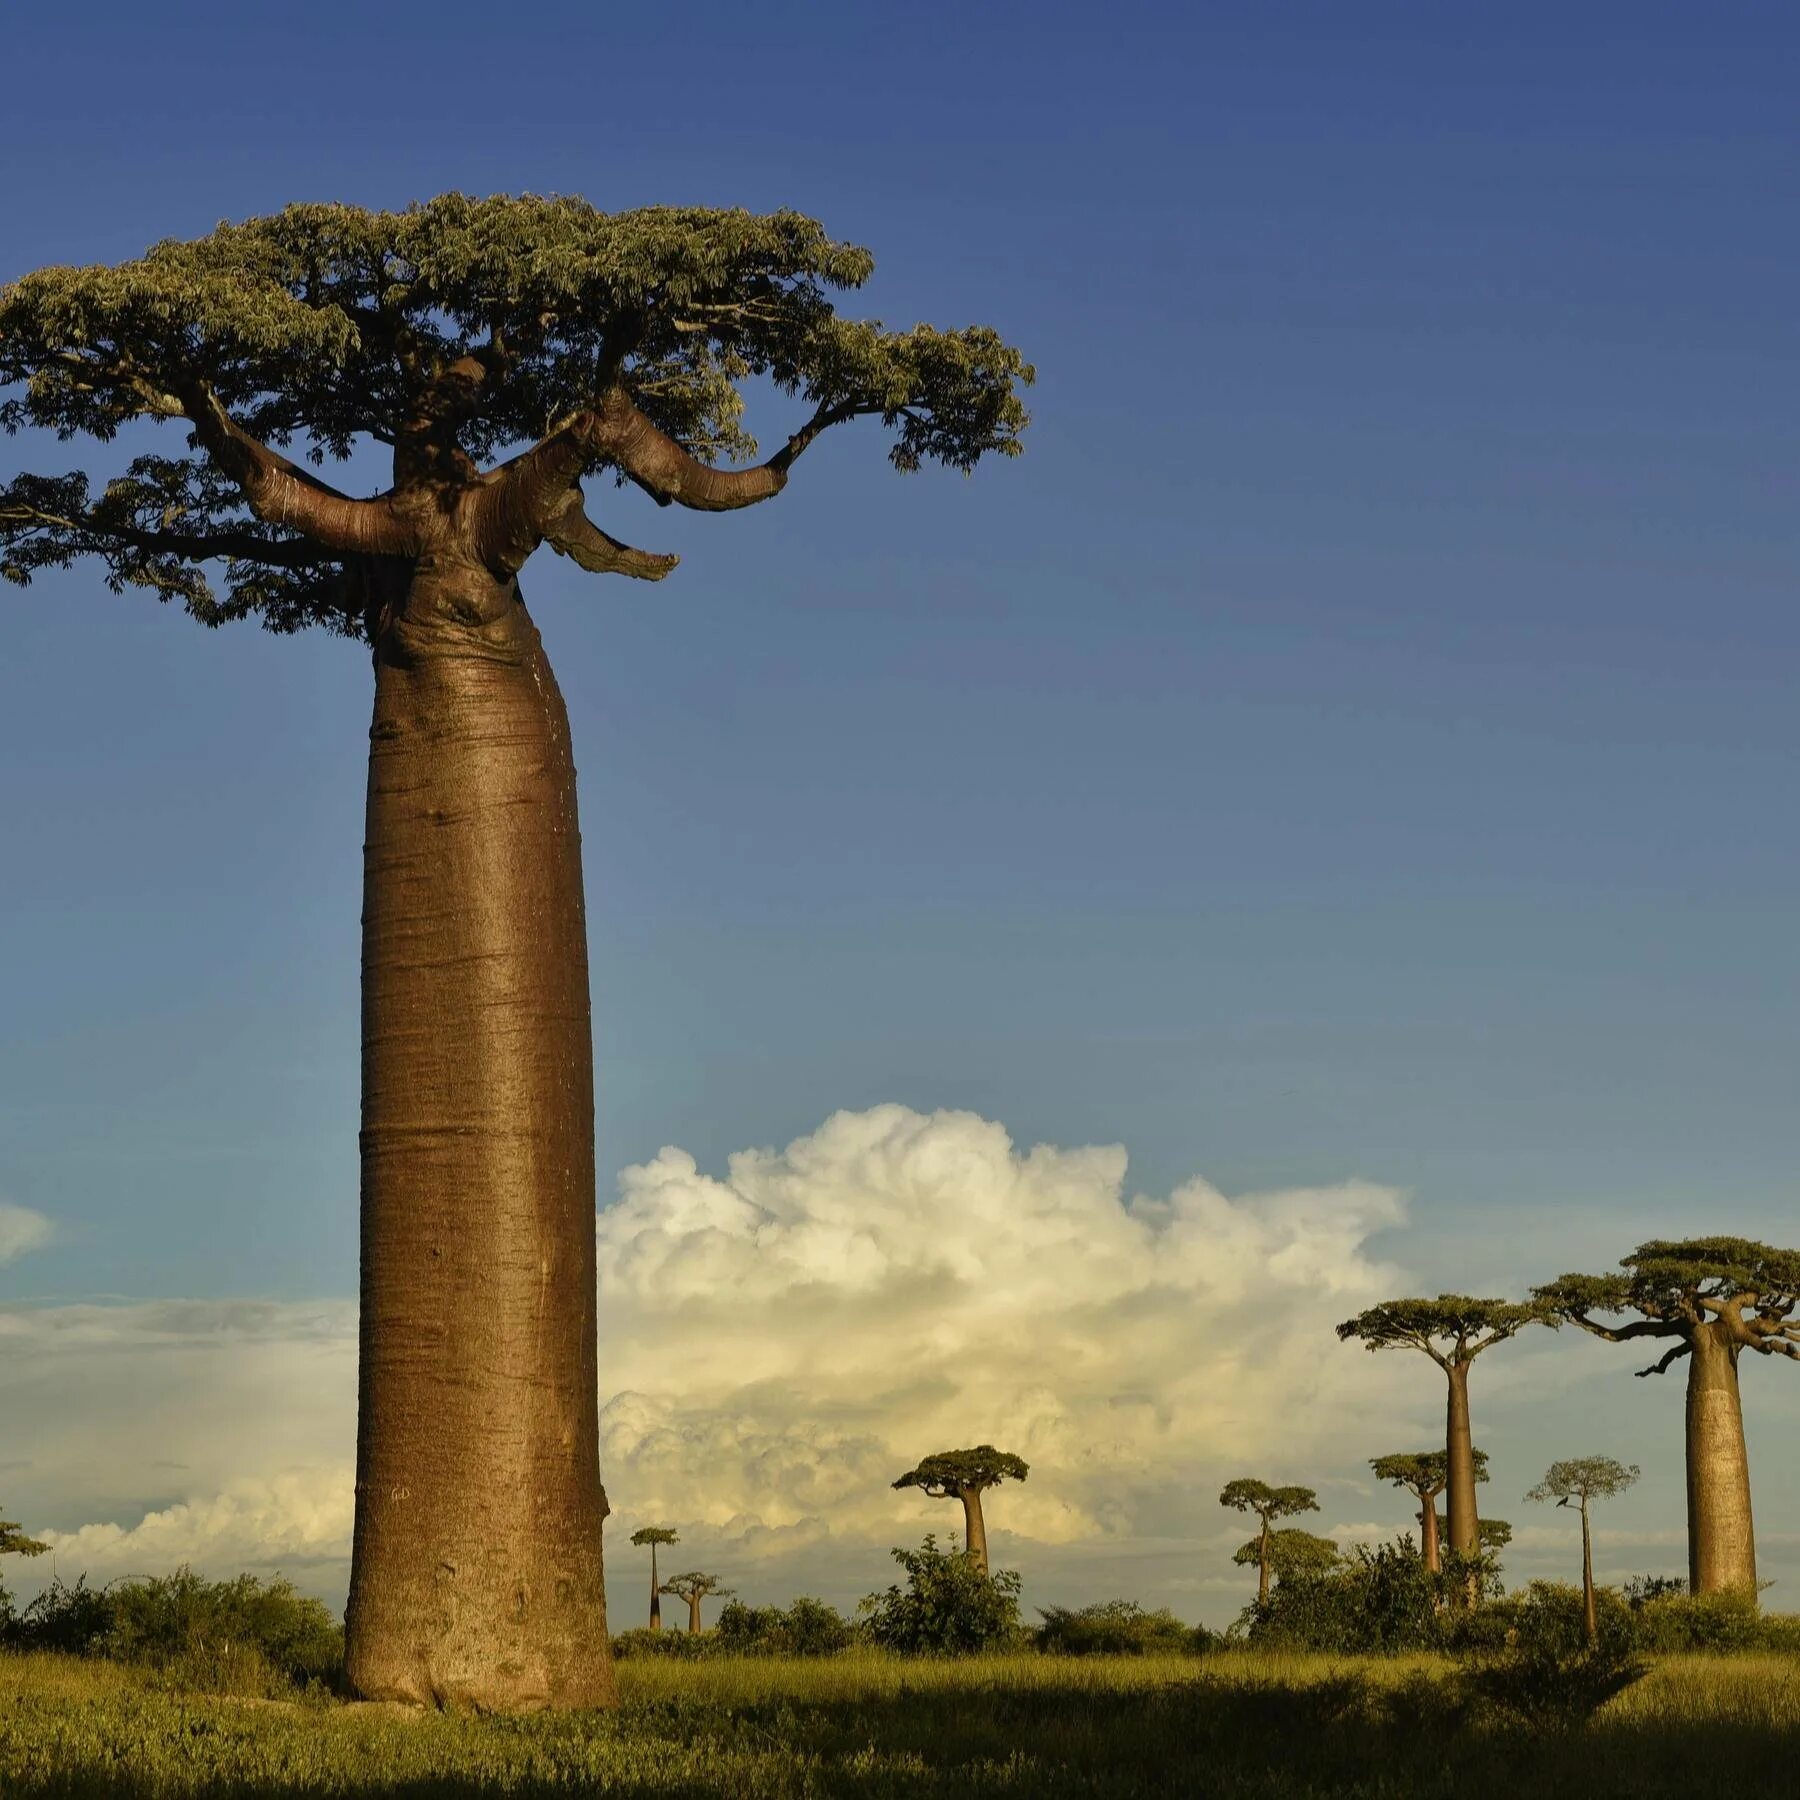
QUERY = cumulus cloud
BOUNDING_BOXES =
[0,1201,52,1266]
[595,1105,1413,1567]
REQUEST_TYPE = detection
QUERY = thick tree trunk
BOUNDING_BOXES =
[1580,1499,1596,1646]
[1257,1519,1271,1604]
[344,561,613,1709]
[1419,1496,1441,1574]
[961,1488,990,1575]
[1685,1326,1756,1596]
[688,1592,702,1635]
[650,1544,661,1631]
[1444,1362,1480,1604]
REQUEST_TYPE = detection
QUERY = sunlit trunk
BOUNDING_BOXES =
[1686,1326,1756,1596]
[1419,1496,1441,1574]
[961,1489,990,1575]
[1580,1498,1596,1645]
[345,562,613,1709]
[1257,1519,1271,1604]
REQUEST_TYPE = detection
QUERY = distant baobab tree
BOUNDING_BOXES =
[893,1447,1029,1576]
[1232,1527,1341,1588]
[660,1571,733,1635]
[1535,1239,1799,1596]
[1218,1480,1320,1604]
[1338,1296,1549,1591]
[1527,1456,1639,1644]
[0,198,1029,1709]
[1369,1448,1489,1575]
[628,1527,679,1631]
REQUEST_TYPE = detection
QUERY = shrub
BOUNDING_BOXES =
[1243,1539,1447,1653]
[1629,1586,1763,1653]
[1459,1588,1646,1733]
[715,1596,855,1656]
[1036,1600,1210,1656]
[610,1626,719,1659]
[860,1535,1022,1655]
[8,1576,115,1655]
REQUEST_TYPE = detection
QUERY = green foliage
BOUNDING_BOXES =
[1527,1456,1640,1509]
[2,197,1032,633]
[714,1596,855,1657]
[1034,1600,1212,1657]
[1337,1295,1553,1361]
[1628,1586,1767,1653]
[608,1626,718,1660]
[1242,1538,1449,1653]
[1369,1448,1489,1499]
[1217,1478,1319,1525]
[629,1526,680,1548]
[892,1446,1029,1500]
[4,1568,341,1695]
[0,1517,49,1560]
[1232,1529,1342,1580]
[859,1534,1023,1655]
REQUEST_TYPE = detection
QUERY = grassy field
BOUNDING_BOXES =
[3,1647,1799,1797]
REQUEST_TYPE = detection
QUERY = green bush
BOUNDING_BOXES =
[1243,1539,1448,1653]
[859,1535,1022,1655]
[1035,1600,1211,1656]
[4,1568,341,1692]
[715,1596,855,1656]
[1629,1587,1764,1653]
[610,1625,720,1659]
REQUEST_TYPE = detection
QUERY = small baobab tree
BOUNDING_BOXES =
[629,1527,679,1631]
[660,1571,733,1635]
[1526,1456,1639,1645]
[1219,1480,1320,1604]
[1369,1448,1489,1575]
[1535,1240,1800,1596]
[1232,1528,1341,1589]
[892,1447,1028,1576]
[1337,1296,1549,1586]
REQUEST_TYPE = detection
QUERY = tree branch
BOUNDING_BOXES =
[178,381,414,556]
[1565,1313,1683,1345]
[541,488,679,582]
[0,494,332,570]
[1635,1341,1693,1378]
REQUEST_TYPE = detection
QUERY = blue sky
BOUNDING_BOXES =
[1,1,1798,1618]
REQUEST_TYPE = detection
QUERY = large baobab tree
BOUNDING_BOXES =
[1526,1456,1639,1645]
[0,198,1030,1710]
[1535,1240,1800,1596]
[1337,1296,1549,1586]
[629,1527,679,1631]
[892,1447,1029,1576]
[1218,1479,1320,1605]
[659,1571,733,1635]
[1369,1447,1488,1575]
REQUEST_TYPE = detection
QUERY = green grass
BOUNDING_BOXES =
[3,1647,1799,1796]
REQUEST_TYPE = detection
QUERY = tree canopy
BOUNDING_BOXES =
[629,1527,680,1548]
[893,1447,1030,1500]
[1232,1529,1342,1580]
[1526,1457,1640,1508]
[1368,1449,1489,1499]
[0,1517,48,1560]
[1336,1295,1552,1365]
[1218,1479,1319,1525]
[659,1571,732,1603]
[1534,1239,1800,1376]
[1,195,1033,635]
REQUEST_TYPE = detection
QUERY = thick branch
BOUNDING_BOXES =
[179,382,414,556]
[542,489,679,581]
[1635,1341,1693,1378]
[1565,1313,1684,1345]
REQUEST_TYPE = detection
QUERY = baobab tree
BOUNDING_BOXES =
[1219,1479,1320,1604]
[1337,1296,1549,1586]
[893,1447,1029,1576]
[0,198,1029,1709]
[1369,1448,1489,1575]
[1232,1528,1341,1588]
[1535,1240,1800,1595]
[629,1526,679,1631]
[660,1571,733,1635]
[1527,1456,1639,1645]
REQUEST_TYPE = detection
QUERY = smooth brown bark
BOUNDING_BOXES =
[1419,1496,1441,1575]
[1443,1363,1478,1559]
[1686,1326,1756,1595]
[688,1591,703,1634]
[1580,1498,1597,1645]
[962,1489,990,1575]
[650,1543,662,1631]
[1257,1519,1271,1604]
[344,554,613,1709]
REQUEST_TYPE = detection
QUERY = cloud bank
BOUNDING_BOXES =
[0,1201,52,1266]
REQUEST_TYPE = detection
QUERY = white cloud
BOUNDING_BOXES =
[0,1202,52,1266]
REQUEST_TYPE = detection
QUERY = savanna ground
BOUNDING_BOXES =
[3,1647,1799,1798]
